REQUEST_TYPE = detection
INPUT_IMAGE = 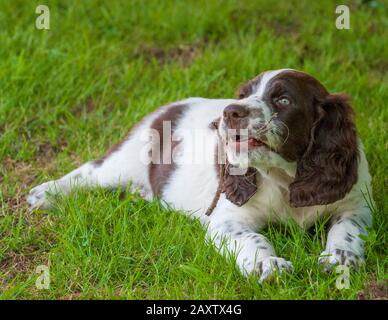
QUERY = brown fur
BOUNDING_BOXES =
[223,163,258,207]
[289,93,359,207]
[149,104,187,196]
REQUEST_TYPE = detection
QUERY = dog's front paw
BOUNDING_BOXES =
[318,248,364,271]
[256,256,294,283]
[27,181,57,210]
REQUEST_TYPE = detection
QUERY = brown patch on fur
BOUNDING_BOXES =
[149,104,187,196]
[210,138,259,209]
[289,93,359,207]
[223,164,258,207]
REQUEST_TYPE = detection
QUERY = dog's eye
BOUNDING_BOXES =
[276,97,291,106]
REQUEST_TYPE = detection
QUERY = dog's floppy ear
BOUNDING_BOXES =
[289,93,359,207]
[223,162,258,207]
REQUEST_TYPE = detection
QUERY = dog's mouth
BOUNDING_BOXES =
[228,134,269,151]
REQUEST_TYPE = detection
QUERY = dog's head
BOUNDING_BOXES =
[218,69,359,207]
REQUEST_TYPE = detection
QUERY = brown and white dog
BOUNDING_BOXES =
[27,69,373,283]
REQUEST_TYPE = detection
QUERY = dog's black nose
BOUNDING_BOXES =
[223,104,249,119]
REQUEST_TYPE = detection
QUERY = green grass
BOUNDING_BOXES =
[0,0,387,299]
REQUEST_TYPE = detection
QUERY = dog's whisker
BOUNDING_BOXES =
[273,120,290,146]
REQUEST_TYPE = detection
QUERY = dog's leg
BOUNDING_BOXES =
[27,133,151,209]
[318,207,372,270]
[207,199,293,283]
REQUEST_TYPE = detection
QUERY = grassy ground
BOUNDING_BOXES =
[0,0,387,299]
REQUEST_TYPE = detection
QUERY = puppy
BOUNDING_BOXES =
[28,69,372,283]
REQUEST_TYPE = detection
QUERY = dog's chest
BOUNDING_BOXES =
[248,170,327,228]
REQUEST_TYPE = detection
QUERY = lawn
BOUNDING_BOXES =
[0,0,387,299]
